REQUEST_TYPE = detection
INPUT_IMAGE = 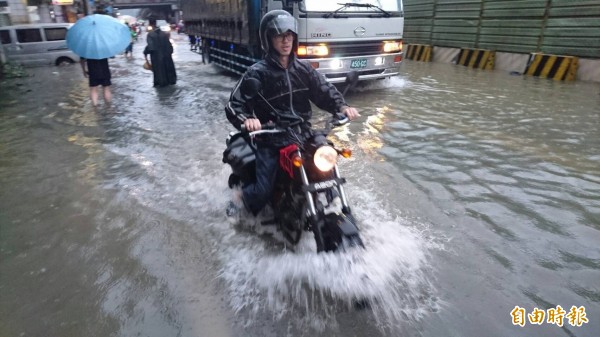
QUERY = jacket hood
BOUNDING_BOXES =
[265,50,297,69]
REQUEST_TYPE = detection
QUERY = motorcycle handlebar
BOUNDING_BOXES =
[240,121,276,133]
[332,113,349,126]
[326,113,350,129]
[241,113,348,135]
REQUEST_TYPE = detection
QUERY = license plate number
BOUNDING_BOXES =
[350,59,368,69]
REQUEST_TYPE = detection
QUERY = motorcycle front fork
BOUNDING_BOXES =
[299,162,351,216]
[297,154,352,251]
[333,165,352,214]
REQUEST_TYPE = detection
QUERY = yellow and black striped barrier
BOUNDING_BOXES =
[456,48,495,70]
[405,44,432,62]
[524,53,578,81]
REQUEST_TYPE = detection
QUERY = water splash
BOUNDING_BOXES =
[353,76,410,92]
[218,185,440,333]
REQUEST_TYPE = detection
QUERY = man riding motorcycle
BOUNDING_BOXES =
[225,10,360,216]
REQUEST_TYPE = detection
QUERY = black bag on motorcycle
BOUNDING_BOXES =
[222,133,255,181]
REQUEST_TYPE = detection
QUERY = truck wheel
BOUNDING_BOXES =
[202,45,210,64]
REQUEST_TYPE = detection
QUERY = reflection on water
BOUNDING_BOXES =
[362,62,600,336]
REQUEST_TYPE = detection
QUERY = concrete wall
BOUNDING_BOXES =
[576,59,600,83]
[404,0,600,82]
[404,0,600,59]
[430,46,600,83]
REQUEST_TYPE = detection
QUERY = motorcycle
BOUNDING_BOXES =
[222,73,364,253]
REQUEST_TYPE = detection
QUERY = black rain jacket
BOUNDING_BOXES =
[225,53,348,144]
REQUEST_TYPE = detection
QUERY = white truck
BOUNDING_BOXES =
[181,0,404,83]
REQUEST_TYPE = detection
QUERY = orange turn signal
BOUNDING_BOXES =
[292,155,303,167]
[297,44,329,57]
[340,148,352,158]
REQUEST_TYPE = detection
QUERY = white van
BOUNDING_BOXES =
[0,23,80,66]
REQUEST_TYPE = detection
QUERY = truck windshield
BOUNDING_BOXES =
[301,0,401,13]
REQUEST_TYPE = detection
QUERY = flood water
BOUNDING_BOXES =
[1,34,599,337]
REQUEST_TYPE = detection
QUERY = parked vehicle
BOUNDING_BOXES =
[0,23,79,66]
[222,74,364,253]
[181,0,404,83]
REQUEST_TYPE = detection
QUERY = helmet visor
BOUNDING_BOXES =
[267,14,297,35]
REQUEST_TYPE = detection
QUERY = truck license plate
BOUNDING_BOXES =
[350,59,368,69]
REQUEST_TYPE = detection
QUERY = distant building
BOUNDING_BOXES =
[0,0,90,26]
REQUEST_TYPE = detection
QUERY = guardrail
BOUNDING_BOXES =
[524,53,578,81]
[456,48,495,70]
[405,44,432,62]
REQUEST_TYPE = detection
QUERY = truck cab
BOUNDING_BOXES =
[290,0,404,82]
[183,0,404,82]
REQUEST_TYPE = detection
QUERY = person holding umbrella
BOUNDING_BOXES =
[66,14,131,106]
[143,18,177,87]
[80,57,112,106]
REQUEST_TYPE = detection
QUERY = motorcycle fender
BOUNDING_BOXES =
[325,213,359,236]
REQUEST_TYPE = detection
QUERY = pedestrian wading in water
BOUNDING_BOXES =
[124,23,136,58]
[80,57,112,106]
[143,18,177,87]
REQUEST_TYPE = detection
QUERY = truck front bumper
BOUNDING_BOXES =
[305,53,403,83]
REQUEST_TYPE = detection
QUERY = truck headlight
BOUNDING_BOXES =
[314,146,338,172]
[383,41,402,53]
[298,44,329,57]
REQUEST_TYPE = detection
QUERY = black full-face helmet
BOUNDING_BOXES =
[259,10,298,54]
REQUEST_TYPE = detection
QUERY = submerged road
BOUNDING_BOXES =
[1,33,599,337]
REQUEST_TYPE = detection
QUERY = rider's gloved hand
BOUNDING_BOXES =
[243,118,262,132]
[341,106,360,120]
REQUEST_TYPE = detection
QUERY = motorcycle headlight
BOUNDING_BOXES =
[313,146,338,172]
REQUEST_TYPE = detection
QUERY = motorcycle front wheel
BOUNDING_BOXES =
[275,189,306,246]
[319,213,364,253]
[339,235,364,252]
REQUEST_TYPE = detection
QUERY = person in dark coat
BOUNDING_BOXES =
[143,18,177,87]
[225,10,359,216]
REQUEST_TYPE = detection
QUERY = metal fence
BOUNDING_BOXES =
[403,0,600,58]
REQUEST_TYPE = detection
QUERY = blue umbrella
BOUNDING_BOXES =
[66,14,131,59]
